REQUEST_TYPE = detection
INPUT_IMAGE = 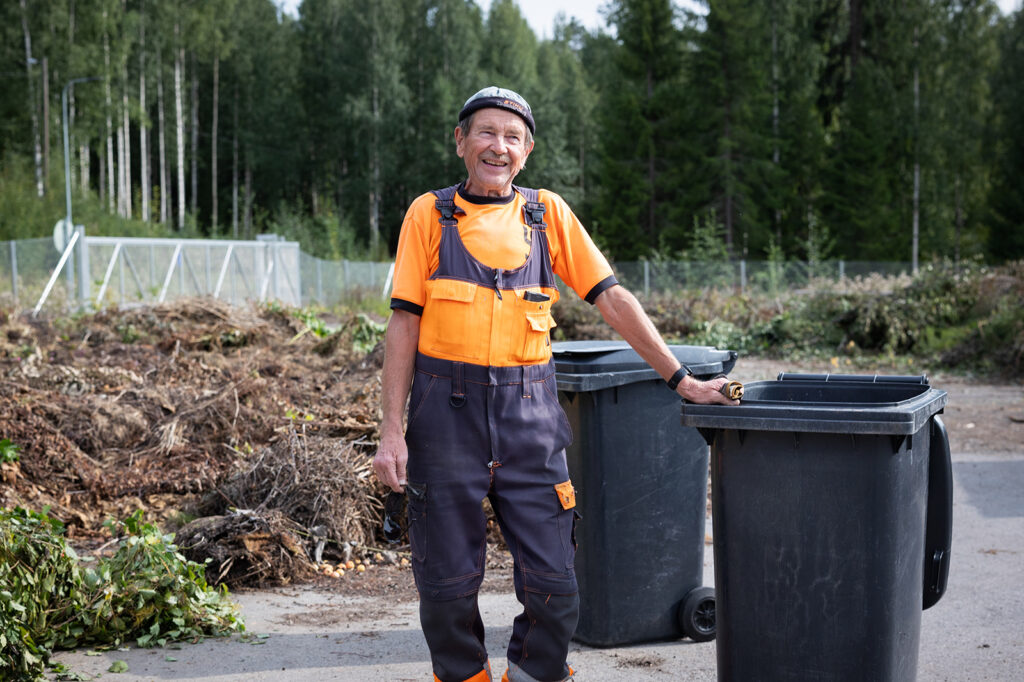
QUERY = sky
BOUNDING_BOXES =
[275,0,1022,37]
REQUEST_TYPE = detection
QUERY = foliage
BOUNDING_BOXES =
[0,507,243,681]
[0,438,20,463]
[553,260,1023,376]
[352,313,387,354]
[0,0,1018,265]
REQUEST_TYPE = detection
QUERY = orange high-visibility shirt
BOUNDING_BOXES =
[391,186,616,365]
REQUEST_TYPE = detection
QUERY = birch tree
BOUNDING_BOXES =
[20,0,45,197]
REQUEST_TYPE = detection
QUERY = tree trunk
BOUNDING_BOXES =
[211,51,220,231]
[80,143,89,196]
[104,9,116,212]
[157,41,169,224]
[42,56,50,191]
[232,84,239,239]
[175,22,186,230]
[954,173,963,270]
[243,152,254,238]
[190,52,199,219]
[646,65,655,237]
[20,0,44,197]
[99,151,105,205]
[121,56,132,219]
[139,0,149,222]
[69,0,77,193]
[912,30,920,273]
[771,3,782,243]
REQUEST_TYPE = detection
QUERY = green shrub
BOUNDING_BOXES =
[0,508,244,681]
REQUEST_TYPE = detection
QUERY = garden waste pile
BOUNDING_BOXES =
[0,299,389,588]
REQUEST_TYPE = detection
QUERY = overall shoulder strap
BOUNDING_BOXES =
[430,184,465,227]
[513,185,547,231]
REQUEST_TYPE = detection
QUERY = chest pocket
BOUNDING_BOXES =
[515,289,558,364]
[423,278,488,362]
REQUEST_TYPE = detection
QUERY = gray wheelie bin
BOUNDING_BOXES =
[680,373,952,682]
[553,340,738,647]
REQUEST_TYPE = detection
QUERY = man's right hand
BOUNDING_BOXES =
[373,432,409,493]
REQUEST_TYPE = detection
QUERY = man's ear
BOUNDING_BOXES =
[454,125,465,158]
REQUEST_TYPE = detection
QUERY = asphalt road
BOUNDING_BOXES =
[48,448,1024,681]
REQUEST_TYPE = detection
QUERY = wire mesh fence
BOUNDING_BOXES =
[1,234,915,313]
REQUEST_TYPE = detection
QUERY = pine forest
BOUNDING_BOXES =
[2,0,1022,265]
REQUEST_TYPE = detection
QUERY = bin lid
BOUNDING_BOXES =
[553,340,738,392]
[680,375,947,435]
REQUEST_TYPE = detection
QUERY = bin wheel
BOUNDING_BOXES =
[679,587,716,642]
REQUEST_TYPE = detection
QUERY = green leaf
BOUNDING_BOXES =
[108,660,129,673]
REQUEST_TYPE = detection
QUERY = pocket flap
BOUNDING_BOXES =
[526,311,555,332]
[554,480,576,510]
[429,278,476,303]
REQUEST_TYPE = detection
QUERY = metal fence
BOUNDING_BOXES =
[1,233,914,313]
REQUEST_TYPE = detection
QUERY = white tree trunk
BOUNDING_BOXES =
[157,42,168,224]
[175,22,186,230]
[70,0,78,194]
[912,46,920,274]
[80,143,90,196]
[211,51,219,230]
[232,85,239,239]
[139,1,149,222]
[104,10,116,213]
[42,56,50,190]
[190,53,199,218]
[121,60,132,218]
[20,0,44,197]
[243,154,254,238]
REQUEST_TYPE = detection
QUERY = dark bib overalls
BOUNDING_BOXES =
[406,185,579,682]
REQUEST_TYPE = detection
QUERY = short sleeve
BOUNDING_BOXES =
[540,190,617,303]
[390,193,438,314]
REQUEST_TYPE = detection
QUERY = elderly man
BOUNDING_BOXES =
[373,86,736,682]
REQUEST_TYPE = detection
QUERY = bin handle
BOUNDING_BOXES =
[923,415,952,610]
[776,372,929,385]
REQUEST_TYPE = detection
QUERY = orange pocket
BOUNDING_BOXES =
[554,480,576,510]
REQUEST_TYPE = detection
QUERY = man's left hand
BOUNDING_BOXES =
[677,375,740,405]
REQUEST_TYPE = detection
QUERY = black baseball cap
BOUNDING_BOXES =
[458,86,535,134]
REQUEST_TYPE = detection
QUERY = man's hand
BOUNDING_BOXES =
[677,374,740,406]
[373,432,408,493]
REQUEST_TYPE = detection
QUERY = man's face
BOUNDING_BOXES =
[455,108,534,197]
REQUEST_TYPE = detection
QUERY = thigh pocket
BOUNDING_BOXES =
[555,480,577,570]
[406,482,428,562]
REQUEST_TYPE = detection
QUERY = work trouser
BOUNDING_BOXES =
[405,352,579,682]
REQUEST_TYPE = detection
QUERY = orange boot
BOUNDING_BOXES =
[435,660,493,682]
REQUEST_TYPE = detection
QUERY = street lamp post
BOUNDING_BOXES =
[61,76,99,308]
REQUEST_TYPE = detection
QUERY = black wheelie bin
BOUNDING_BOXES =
[553,340,738,647]
[680,373,952,682]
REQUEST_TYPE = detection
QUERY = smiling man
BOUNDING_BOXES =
[373,86,736,682]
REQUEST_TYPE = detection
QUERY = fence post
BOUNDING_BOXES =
[839,260,845,281]
[643,261,650,297]
[76,226,90,310]
[740,259,747,293]
[9,241,18,305]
